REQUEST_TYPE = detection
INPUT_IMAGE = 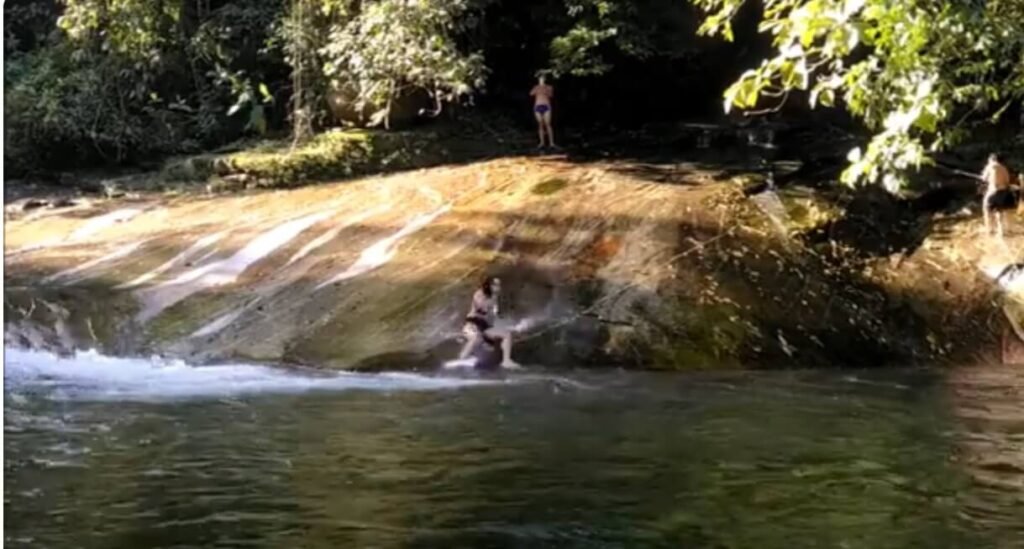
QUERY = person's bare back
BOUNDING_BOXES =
[981,153,1018,236]
[983,156,1011,193]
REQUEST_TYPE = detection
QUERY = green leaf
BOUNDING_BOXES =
[819,88,835,107]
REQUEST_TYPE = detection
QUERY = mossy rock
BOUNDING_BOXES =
[643,302,750,370]
[161,155,218,182]
[533,177,570,196]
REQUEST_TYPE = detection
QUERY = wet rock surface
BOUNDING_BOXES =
[4,154,1021,369]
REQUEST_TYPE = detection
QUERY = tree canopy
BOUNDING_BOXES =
[4,0,1021,186]
[692,0,1024,188]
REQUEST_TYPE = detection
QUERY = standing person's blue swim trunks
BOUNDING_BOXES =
[529,75,556,149]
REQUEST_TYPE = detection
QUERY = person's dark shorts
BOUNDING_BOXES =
[987,189,1019,211]
[465,316,502,346]
[534,104,550,115]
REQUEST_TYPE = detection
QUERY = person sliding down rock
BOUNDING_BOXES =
[458,276,521,369]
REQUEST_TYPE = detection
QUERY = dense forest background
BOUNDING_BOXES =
[3,0,776,177]
[5,0,1022,184]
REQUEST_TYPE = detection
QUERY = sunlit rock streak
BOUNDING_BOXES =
[315,204,451,290]
[136,210,334,322]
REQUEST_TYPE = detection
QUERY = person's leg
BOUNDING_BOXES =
[542,111,556,147]
[458,331,482,360]
[996,210,1005,238]
[500,336,521,368]
[486,328,521,368]
[498,331,521,368]
[984,194,994,234]
[535,112,546,148]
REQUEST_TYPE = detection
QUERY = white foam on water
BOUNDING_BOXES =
[117,231,228,289]
[43,240,149,285]
[316,205,451,290]
[3,348,506,402]
[442,358,479,369]
[503,316,544,333]
[69,209,145,241]
[137,210,334,321]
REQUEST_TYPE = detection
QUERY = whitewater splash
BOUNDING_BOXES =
[317,205,451,290]
[3,348,507,402]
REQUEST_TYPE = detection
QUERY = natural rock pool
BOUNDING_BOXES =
[5,348,1022,548]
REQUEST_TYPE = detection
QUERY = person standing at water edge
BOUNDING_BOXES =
[981,153,1016,236]
[530,75,556,149]
[459,276,520,368]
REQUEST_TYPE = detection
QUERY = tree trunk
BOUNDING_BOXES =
[290,0,315,146]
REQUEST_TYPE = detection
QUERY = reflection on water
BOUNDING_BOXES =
[947,366,1024,539]
[4,349,1023,548]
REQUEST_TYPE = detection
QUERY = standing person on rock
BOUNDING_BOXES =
[981,153,1017,237]
[458,276,521,369]
[530,75,556,150]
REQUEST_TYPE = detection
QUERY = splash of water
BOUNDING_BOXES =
[4,348,506,402]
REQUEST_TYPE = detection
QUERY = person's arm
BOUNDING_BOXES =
[980,165,994,195]
[981,164,992,184]
[471,290,487,314]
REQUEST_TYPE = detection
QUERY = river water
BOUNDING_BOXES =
[4,348,1022,548]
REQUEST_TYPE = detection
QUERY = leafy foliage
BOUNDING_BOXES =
[691,0,1024,190]
[548,0,702,77]
[319,0,487,128]
[4,43,190,174]
[5,0,1021,185]
[4,0,286,176]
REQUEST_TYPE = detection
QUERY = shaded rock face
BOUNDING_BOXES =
[3,156,1014,369]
